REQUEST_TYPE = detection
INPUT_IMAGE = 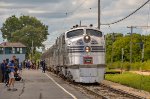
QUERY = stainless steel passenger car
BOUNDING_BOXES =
[42,26,105,83]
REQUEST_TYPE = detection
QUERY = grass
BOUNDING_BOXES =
[105,72,150,92]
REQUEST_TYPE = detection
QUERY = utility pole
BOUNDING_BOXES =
[127,26,136,63]
[3,35,7,60]
[141,43,144,63]
[80,20,81,26]
[111,33,115,64]
[127,25,150,63]
[31,40,33,60]
[2,40,5,60]
[98,0,100,30]
[121,48,124,73]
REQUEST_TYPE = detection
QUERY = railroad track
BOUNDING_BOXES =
[48,71,146,99]
[74,83,146,99]
[99,83,146,99]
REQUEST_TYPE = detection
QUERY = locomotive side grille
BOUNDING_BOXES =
[67,50,84,53]
[67,49,83,51]
[68,46,84,48]
[91,46,105,52]
[91,50,105,52]
[67,46,105,53]
[67,46,84,53]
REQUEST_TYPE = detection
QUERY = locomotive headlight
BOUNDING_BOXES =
[85,36,89,39]
[85,46,91,52]
[84,35,91,43]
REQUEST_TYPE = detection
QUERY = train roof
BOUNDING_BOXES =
[65,26,101,33]
[42,26,102,54]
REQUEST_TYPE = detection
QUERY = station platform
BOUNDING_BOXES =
[0,69,89,99]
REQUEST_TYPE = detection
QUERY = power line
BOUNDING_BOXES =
[145,3,150,33]
[127,3,150,63]
[101,0,150,25]
[69,0,87,14]
[57,0,88,23]
[58,0,87,31]
[53,0,87,16]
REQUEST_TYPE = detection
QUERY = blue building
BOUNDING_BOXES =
[0,42,26,63]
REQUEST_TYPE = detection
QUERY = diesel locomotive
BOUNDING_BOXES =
[42,25,105,83]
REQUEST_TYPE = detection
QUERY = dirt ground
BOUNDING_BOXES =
[0,69,2,83]
[130,71,150,76]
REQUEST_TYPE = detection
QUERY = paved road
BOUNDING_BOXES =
[0,69,90,99]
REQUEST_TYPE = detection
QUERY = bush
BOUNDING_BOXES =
[141,60,150,71]
[107,62,121,69]
[130,62,141,70]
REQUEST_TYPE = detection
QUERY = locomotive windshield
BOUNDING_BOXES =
[86,29,102,37]
[67,29,84,38]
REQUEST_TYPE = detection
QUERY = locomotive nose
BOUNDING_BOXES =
[84,35,91,43]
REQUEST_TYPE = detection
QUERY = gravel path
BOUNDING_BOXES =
[101,80,150,99]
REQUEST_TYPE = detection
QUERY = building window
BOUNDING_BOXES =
[17,48,20,54]
[9,48,12,54]
[17,48,19,51]
[0,48,3,54]
[13,48,15,54]
[20,48,22,54]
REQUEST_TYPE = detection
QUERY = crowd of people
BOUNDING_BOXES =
[0,55,47,91]
[0,55,21,91]
[24,60,37,70]
[24,59,46,72]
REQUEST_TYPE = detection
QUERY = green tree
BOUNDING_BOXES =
[106,33,123,63]
[1,15,49,57]
[106,33,144,63]
[32,51,42,61]
[143,35,150,61]
[1,15,22,40]
[112,33,142,62]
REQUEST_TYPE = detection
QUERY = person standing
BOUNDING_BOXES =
[18,62,22,74]
[1,60,7,83]
[41,60,46,73]
[43,60,46,73]
[27,60,31,69]
[37,61,40,70]
[40,60,43,71]
[40,60,46,73]
[5,66,10,86]
[7,55,17,91]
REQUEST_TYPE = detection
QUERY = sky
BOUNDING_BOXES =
[0,0,150,49]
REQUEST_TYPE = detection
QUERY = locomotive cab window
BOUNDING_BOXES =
[86,29,102,37]
[67,29,84,38]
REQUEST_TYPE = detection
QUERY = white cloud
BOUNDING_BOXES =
[0,0,150,48]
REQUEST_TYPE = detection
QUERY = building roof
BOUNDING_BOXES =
[0,42,26,47]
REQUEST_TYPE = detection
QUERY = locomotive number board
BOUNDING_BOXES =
[83,57,93,64]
